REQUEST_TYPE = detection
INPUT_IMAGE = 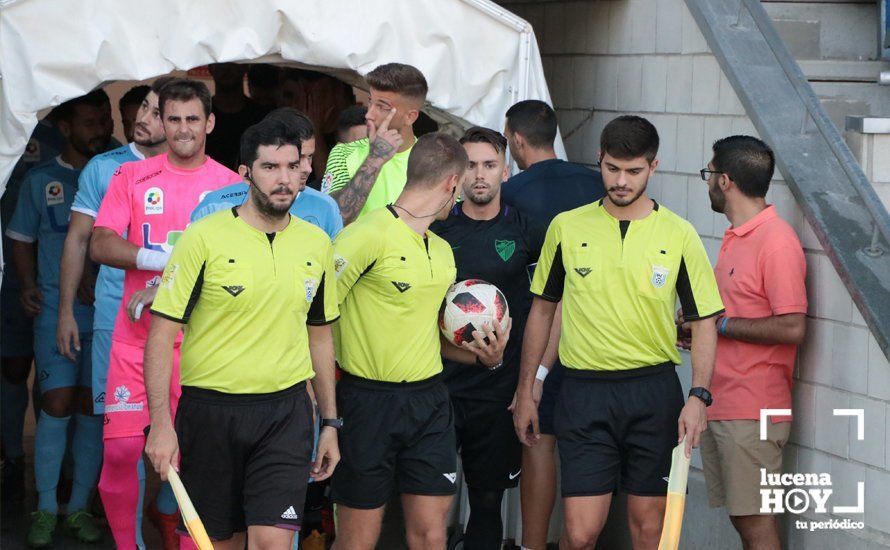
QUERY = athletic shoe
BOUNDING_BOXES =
[147,502,180,550]
[27,510,57,548]
[1,457,26,502]
[65,510,102,543]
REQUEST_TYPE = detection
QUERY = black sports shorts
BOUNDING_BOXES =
[330,372,457,509]
[554,363,684,497]
[175,383,314,540]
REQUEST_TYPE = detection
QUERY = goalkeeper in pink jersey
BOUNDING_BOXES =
[90,78,241,550]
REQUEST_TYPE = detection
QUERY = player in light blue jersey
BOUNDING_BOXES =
[6,91,110,547]
[1,118,65,503]
[191,107,343,238]
[56,78,182,550]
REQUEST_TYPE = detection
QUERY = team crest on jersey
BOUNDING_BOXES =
[23,138,40,163]
[161,264,178,289]
[333,255,348,277]
[304,278,318,302]
[144,187,164,215]
[320,172,334,194]
[495,240,515,262]
[651,265,669,288]
[45,182,64,206]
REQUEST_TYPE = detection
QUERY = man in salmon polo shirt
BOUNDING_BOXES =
[679,135,807,550]
[90,78,241,550]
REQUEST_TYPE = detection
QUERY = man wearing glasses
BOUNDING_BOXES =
[680,136,807,550]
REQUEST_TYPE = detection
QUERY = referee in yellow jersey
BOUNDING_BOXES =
[513,116,724,550]
[144,119,341,549]
[330,133,509,550]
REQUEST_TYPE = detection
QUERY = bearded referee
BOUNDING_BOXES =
[144,118,341,549]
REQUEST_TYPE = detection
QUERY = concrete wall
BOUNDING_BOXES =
[496,0,890,547]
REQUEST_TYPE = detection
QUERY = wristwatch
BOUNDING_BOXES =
[321,417,344,430]
[688,387,713,407]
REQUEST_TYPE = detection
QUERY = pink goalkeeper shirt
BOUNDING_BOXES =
[708,206,808,422]
[94,153,240,346]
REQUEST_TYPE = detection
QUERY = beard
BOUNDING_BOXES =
[250,182,294,219]
[465,185,496,205]
[134,124,166,147]
[72,136,107,159]
[607,178,648,207]
[709,184,726,213]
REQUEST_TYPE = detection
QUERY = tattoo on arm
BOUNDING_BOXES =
[334,153,388,224]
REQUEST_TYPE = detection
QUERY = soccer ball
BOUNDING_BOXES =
[440,279,510,346]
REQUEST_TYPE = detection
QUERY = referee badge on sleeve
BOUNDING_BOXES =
[651,265,669,288]
[304,278,318,302]
[333,255,348,278]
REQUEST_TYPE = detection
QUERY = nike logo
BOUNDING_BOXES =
[443,472,457,484]
[574,267,592,277]
[391,281,411,293]
[509,470,522,480]
[663,476,670,483]
[222,285,245,297]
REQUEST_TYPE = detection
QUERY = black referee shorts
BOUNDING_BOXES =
[554,363,684,497]
[330,373,457,509]
[175,383,314,540]
[453,397,522,490]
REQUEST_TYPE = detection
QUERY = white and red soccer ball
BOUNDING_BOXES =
[440,279,510,346]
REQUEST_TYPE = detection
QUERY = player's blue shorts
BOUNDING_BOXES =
[33,327,92,393]
[1,286,34,358]
[90,328,113,414]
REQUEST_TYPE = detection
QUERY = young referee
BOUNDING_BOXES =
[330,133,509,550]
[514,116,724,550]
[144,118,341,549]
[430,127,543,549]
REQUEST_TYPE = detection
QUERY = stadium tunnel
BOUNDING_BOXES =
[0,0,565,225]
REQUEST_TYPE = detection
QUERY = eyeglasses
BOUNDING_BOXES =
[699,169,723,181]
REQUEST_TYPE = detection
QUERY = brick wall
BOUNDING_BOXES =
[496,0,890,547]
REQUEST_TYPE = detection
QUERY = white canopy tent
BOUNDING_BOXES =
[0,0,563,203]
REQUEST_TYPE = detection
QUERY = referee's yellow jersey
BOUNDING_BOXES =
[531,199,724,370]
[333,205,456,382]
[151,207,340,394]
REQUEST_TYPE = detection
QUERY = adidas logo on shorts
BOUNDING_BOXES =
[280,506,299,520]
[442,472,457,484]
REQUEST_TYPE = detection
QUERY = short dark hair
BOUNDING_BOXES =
[119,85,150,112]
[711,135,775,198]
[460,126,507,156]
[505,100,557,149]
[406,132,468,188]
[366,63,428,104]
[158,78,212,118]
[263,107,314,143]
[150,75,178,96]
[53,89,110,122]
[600,115,659,163]
[336,105,367,141]
[247,64,281,88]
[239,118,301,169]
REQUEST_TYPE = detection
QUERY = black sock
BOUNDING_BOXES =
[464,486,506,550]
